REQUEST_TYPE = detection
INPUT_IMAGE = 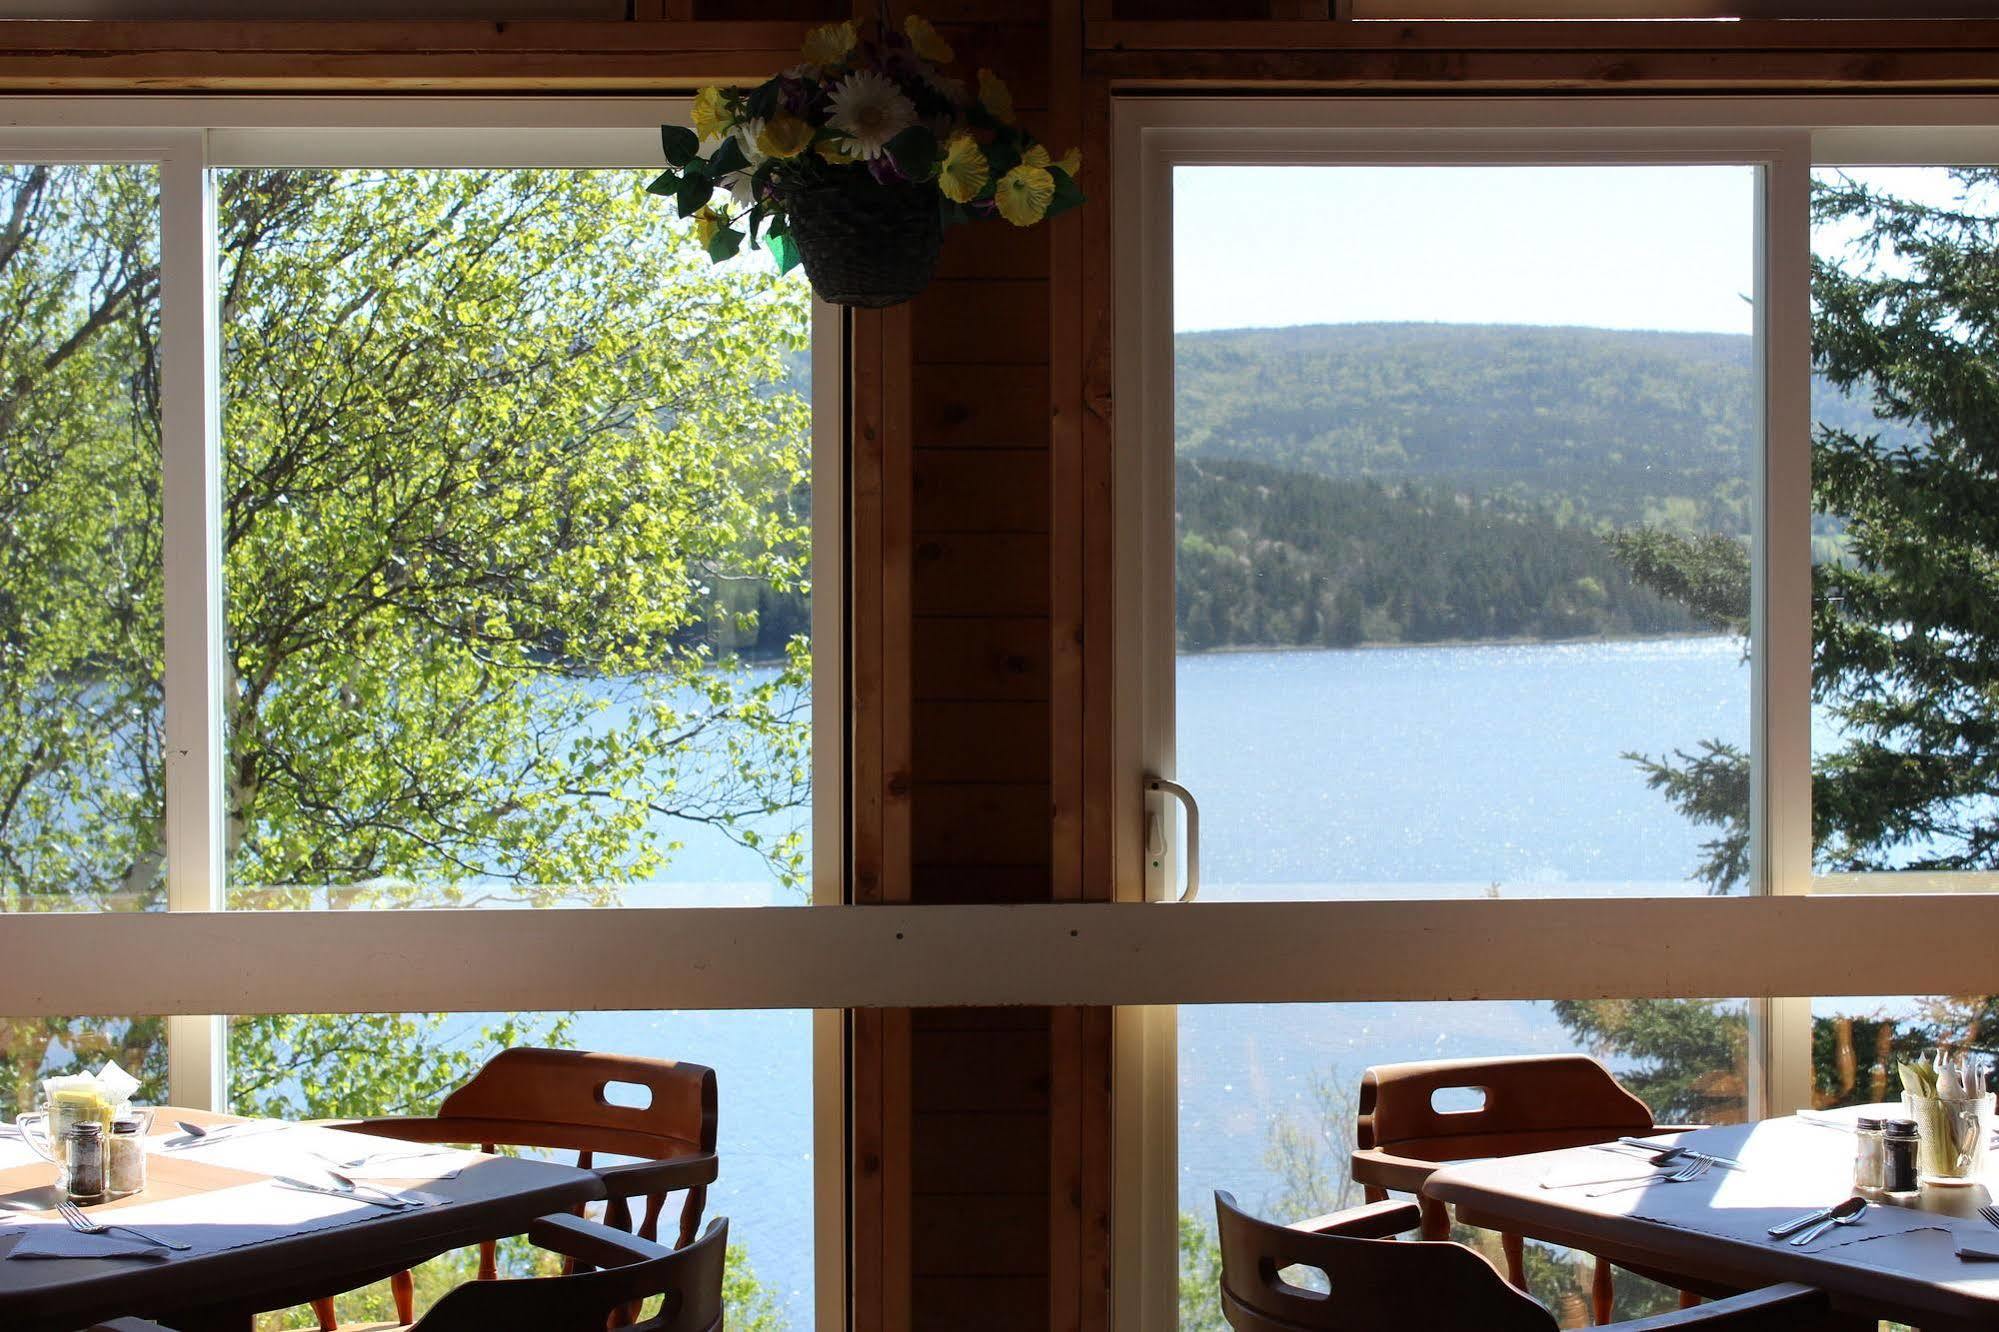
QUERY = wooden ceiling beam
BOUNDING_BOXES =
[0,18,817,90]
[1089,17,1999,51]
[1087,47,1999,91]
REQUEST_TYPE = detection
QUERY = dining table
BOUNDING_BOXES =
[1428,1106,1999,1331]
[0,1106,605,1332]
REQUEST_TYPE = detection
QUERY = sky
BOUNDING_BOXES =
[1173,164,1977,337]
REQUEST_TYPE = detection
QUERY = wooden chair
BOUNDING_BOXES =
[92,1215,727,1332]
[1214,1191,1850,1332]
[309,1048,719,1330]
[1350,1054,1697,1321]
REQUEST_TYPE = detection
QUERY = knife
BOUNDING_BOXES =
[1617,1136,1747,1170]
[272,1175,412,1210]
[1766,1204,1836,1238]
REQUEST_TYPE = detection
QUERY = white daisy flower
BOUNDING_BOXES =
[825,69,917,160]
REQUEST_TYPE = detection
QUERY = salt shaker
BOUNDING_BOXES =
[107,1117,146,1197]
[64,1121,106,1202]
[1853,1115,1886,1191]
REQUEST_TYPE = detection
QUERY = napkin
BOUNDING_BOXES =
[4,1225,170,1262]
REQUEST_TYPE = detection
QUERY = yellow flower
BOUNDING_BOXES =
[1020,144,1051,169]
[815,138,857,165]
[978,68,1015,125]
[690,86,729,143]
[937,133,990,204]
[1057,148,1082,178]
[756,112,815,160]
[692,205,725,249]
[802,20,856,67]
[994,164,1053,226]
[905,15,954,64]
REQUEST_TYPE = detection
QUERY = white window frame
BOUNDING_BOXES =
[1112,94,1999,1330]
[0,98,849,1329]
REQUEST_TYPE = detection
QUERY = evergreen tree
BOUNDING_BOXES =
[1569,169,1999,1107]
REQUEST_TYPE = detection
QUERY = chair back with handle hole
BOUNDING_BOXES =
[411,1214,727,1332]
[1213,1191,1843,1332]
[352,1047,718,1251]
[1215,1189,1554,1331]
[1357,1054,1658,1162]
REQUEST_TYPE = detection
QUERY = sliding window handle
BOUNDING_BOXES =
[1145,775,1200,903]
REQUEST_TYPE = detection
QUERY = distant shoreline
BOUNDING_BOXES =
[1179,629,1733,656]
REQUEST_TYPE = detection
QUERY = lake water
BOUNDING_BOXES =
[550,634,1760,1323]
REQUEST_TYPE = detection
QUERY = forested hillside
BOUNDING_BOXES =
[1177,322,1884,528]
[1171,322,1886,651]
[1176,458,1702,650]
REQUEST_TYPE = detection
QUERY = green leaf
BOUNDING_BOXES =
[983,140,1022,185]
[885,126,940,181]
[659,124,700,168]
[707,135,750,179]
[768,232,800,274]
[1043,168,1086,222]
[707,225,744,263]
[675,171,714,219]
[645,169,681,198]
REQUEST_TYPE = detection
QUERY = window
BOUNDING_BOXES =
[1118,98,1999,1330]
[1172,163,1759,902]
[0,105,840,1330]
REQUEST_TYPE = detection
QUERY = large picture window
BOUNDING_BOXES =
[0,108,833,1331]
[1117,99,1999,1330]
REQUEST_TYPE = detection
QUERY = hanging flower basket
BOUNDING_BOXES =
[648,14,1083,309]
[770,167,942,309]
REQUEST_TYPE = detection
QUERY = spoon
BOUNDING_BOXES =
[1789,1196,1868,1247]
[319,1168,418,1208]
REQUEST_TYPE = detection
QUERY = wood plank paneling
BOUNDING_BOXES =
[914,700,1053,784]
[912,1277,1052,1332]
[913,618,1051,701]
[914,1027,1053,1113]
[913,365,1051,449]
[913,534,1051,617]
[914,449,1053,534]
[916,1112,1053,1193]
[913,1194,1052,1275]
[912,863,1056,904]
[910,783,1052,866]
[912,280,1051,364]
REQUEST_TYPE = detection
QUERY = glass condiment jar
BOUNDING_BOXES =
[107,1117,146,1197]
[1853,1115,1886,1191]
[64,1120,106,1203]
[1882,1117,1922,1194]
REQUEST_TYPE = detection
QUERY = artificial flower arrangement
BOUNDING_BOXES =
[648,14,1083,308]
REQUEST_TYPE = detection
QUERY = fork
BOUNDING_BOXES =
[1978,1203,1999,1231]
[55,1200,190,1251]
[1585,1154,1712,1198]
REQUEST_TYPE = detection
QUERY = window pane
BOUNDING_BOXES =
[0,164,162,913]
[1173,165,1759,901]
[228,1009,810,1330]
[1,1015,167,1116]
[214,168,812,913]
[1808,167,1999,885]
[1178,997,1749,1330]
[1809,995,1999,1110]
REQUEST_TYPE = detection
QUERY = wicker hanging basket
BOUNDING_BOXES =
[773,169,944,310]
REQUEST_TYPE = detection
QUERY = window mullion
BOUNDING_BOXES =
[160,135,226,1112]
[1752,140,1818,1119]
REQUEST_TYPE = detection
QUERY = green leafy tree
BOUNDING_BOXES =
[0,163,808,1325]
